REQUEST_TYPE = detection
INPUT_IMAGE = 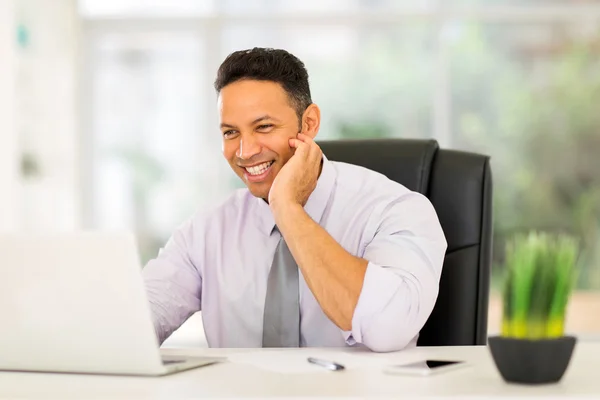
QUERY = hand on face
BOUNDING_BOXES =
[268,133,322,210]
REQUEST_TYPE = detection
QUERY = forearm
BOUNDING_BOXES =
[143,258,201,344]
[142,221,202,344]
[273,203,368,330]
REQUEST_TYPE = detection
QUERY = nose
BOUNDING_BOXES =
[237,132,262,160]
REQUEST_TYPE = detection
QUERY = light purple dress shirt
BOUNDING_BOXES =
[142,155,447,352]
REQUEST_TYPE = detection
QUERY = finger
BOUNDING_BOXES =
[296,133,311,142]
[296,133,317,148]
[289,138,310,158]
[296,134,317,153]
[297,134,322,164]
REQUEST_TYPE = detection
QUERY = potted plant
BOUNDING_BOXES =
[488,232,579,384]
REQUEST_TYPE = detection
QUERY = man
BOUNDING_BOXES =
[142,48,447,352]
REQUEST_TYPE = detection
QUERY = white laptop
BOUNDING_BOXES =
[0,231,220,376]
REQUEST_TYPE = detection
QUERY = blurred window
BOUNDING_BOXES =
[81,0,600,335]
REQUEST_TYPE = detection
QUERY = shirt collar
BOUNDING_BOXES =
[254,154,337,236]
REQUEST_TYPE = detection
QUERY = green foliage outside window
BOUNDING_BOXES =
[333,24,600,290]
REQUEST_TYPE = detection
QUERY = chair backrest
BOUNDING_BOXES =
[318,138,492,346]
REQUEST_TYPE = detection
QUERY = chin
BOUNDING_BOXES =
[246,183,271,200]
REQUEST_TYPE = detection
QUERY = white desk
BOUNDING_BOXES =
[0,343,598,399]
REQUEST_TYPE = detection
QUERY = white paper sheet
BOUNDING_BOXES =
[227,350,393,374]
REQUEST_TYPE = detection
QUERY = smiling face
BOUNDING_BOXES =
[219,79,310,200]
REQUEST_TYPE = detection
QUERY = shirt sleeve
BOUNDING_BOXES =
[343,191,447,352]
[141,217,202,345]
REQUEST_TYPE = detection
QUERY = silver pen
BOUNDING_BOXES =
[307,357,345,371]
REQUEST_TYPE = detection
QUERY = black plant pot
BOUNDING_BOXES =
[488,335,577,385]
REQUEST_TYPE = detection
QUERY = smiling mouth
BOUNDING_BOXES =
[243,161,274,176]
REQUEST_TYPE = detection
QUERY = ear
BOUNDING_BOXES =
[301,104,321,139]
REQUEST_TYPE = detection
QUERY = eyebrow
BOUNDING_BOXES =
[220,115,281,129]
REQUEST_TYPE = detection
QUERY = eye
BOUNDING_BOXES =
[256,124,274,131]
[223,130,238,139]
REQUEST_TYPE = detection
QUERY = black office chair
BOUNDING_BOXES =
[318,138,492,346]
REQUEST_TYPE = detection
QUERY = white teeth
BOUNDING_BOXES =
[245,161,273,176]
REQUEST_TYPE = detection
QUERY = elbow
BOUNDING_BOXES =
[349,257,441,353]
[359,315,420,353]
[363,337,411,353]
[356,282,438,353]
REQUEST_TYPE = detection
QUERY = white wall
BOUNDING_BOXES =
[0,0,17,232]
[14,0,80,231]
[0,0,81,233]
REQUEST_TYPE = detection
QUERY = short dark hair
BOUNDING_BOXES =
[214,48,312,125]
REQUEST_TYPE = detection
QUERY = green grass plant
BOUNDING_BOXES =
[502,232,579,339]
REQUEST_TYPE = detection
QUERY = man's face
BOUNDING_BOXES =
[218,80,300,200]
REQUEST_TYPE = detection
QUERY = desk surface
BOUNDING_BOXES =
[1,342,598,399]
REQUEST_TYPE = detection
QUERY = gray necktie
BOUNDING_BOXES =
[262,236,300,347]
